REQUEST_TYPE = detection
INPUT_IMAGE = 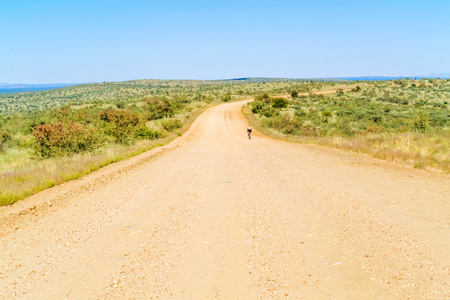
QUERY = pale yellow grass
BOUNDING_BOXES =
[0,140,165,206]
[325,132,450,172]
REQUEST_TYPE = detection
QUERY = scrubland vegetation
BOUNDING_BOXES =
[1,78,343,206]
[246,78,450,173]
[0,96,205,206]
[1,78,448,206]
[0,78,337,114]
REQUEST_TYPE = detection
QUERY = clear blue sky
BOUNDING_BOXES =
[1,0,449,83]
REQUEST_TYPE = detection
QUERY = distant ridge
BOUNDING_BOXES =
[322,74,450,81]
[229,78,249,81]
[0,83,79,94]
[226,75,450,82]
[429,73,450,78]
[223,77,336,83]
[1,74,449,94]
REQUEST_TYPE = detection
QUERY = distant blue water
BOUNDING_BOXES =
[0,87,65,94]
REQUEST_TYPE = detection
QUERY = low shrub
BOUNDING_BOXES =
[411,110,429,132]
[0,127,11,152]
[272,97,289,109]
[144,97,175,120]
[260,106,279,118]
[294,109,307,117]
[221,92,232,102]
[161,118,182,131]
[321,110,332,122]
[32,122,103,157]
[134,127,163,140]
[291,90,298,98]
[250,101,266,114]
[255,93,272,104]
[100,109,140,144]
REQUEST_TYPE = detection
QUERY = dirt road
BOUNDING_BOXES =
[0,100,449,299]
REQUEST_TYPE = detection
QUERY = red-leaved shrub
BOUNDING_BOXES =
[33,122,102,157]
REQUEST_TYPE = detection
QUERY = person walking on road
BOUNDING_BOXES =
[247,125,252,140]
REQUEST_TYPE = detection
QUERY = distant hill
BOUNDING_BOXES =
[0,83,79,94]
[224,77,344,83]
[327,76,405,81]
[323,74,450,81]
[429,73,450,78]
[225,75,450,82]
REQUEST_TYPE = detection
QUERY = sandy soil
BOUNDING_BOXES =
[0,100,448,299]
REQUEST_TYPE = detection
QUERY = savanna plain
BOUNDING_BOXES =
[0,78,449,299]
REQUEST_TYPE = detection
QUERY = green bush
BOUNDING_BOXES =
[144,97,175,120]
[290,90,298,98]
[336,122,355,136]
[0,127,11,152]
[321,110,332,122]
[161,118,182,131]
[351,86,361,92]
[412,110,429,132]
[221,92,232,102]
[255,93,272,104]
[134,127,163,140]
[336,108,354,117]
[272,97,289,109]
[366,114,382,124]
[294,109,307,117]
[115,101,125,109]
[260,106,279,118]
[32,122,103,157]
[271,114,302,134]
[99,109,140,144]
[250,101,267,114]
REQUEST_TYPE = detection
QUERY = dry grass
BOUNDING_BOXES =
[0,140,165,206]
[319,132,450,173]
[243,105,450,174]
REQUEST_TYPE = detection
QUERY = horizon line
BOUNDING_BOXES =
[2,74,450,86]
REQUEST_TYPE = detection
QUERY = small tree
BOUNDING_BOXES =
[351,86,361,92]
[0,127,11,152]
[221,92,232,102]
[134,127,163,140]
[255,93,272,104]
[33,122,102,157]
[100,109,139,144]
[115,101,125,109]
[290,90,298,98]
[272,98,289,109]
[321,110,332,122]
[250,101,267,114]
[144,97,174,120]
[412,110,429,132]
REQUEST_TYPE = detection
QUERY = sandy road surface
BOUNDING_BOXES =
[0,100,449,299]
